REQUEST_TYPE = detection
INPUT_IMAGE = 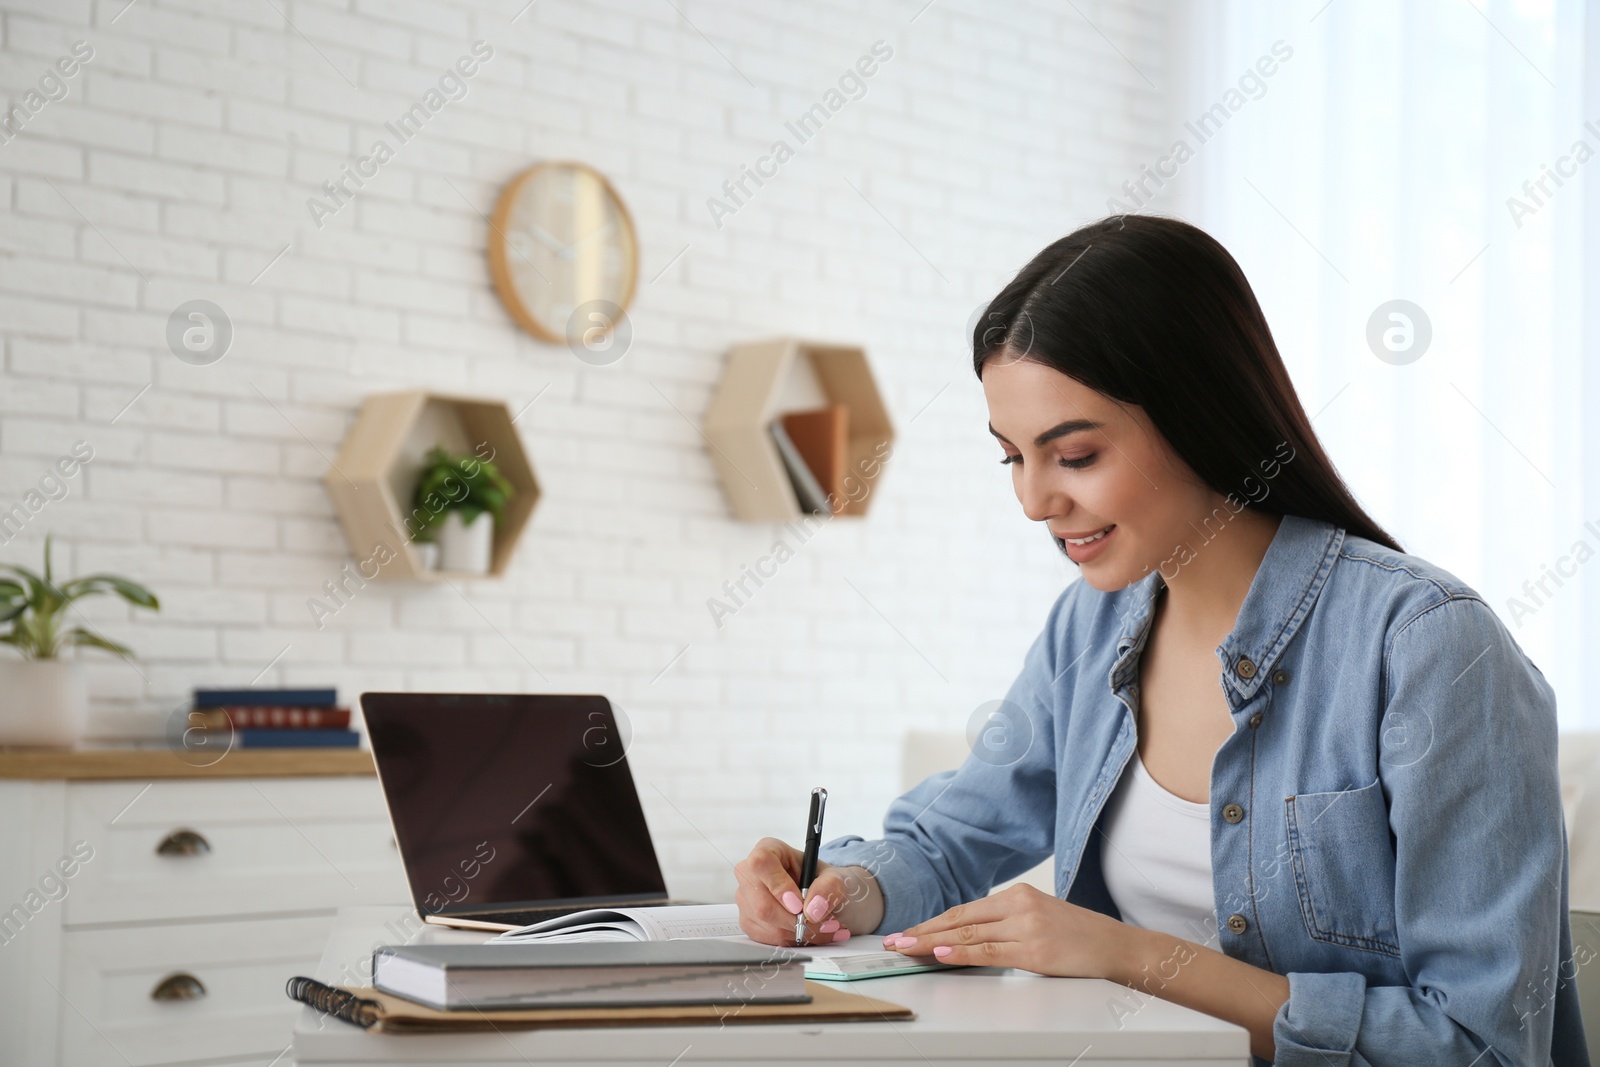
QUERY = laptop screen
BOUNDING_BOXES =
[360,693,668,916]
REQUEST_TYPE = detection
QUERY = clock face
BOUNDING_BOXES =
[489,162,639,344]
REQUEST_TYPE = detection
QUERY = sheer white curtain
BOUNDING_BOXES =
[1152,0,1595,727]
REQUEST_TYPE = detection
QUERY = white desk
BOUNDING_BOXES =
[293,907,1251,1066]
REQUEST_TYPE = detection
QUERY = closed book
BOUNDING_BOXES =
[194,688,337,708]
[372,941,809,1012]
[196,706,351,730]
[780,405,849,513]
[234,728,360,749]
[769,420,829,515]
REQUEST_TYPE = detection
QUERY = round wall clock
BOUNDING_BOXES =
[487,161,640,344]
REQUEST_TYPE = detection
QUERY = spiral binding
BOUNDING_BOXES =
[285,976,382,1029]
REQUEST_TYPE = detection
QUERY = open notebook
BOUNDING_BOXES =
[488,903,954,981]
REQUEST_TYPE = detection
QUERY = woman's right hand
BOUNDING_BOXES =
[733,837,885,946]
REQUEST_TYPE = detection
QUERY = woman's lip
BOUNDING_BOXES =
[1059,524,1116,562]
[1054,524,1115,541]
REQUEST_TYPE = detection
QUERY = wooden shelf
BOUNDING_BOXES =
[0,746,375,780]
[703,338,894,522]
[323,390,540,580]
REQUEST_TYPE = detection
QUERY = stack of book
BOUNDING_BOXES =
[769,404,848,515]
[285,940,916,1032]
[192,687,359,749]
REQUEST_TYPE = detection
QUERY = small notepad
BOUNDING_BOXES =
[772,937,954,982]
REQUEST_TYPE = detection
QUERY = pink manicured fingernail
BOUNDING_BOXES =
[781,891,803,915]
[819,918,840,934]
[832,929,850,942]
[805,894,830,921]
[933,946,953,959]
[893,936,917,949]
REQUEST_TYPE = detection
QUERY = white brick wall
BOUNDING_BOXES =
[0,0,1167,901]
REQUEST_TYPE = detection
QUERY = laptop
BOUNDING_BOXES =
[361,692,683,932]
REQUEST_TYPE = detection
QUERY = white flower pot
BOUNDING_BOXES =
[0,659,87,747]
[414,541,440,572]
[436,511,494,575]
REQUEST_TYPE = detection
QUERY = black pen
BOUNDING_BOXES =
[795,786,828,944]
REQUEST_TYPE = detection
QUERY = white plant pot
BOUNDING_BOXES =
[0,659,87,747]
[414,541,440,572]
[436,511,494,575]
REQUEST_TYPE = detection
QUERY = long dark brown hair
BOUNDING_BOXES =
[972,214,1403,553]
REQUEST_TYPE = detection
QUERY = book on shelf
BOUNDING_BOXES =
[233,728,360,749]
[371,940,808,1011]
[768,419,830,515]
[489,903,956,982]
[193,706,351,730]
[193,687,338,709]
[780,405,849,513]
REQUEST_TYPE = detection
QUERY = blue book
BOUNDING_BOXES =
[234,729,360,749]
[195,688,337,708]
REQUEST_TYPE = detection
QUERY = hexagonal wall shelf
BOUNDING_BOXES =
[323,391,539,580]
[703,338,894,522]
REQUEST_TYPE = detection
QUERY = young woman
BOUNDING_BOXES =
[733,215,1587,1065]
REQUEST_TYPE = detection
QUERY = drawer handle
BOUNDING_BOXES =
[155,829,211,857]
[150,973,207,1001]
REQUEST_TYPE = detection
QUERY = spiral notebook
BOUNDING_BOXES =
[285,976,913,1033]
[490,903,956,981]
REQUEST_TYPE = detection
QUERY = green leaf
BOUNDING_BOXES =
[59,575,160,610]
[65,627,135,660]
[5,613,53,658]
[0,562,47,594]
[0,579,25,622]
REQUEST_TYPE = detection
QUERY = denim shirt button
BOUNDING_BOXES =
[1222,803,1245,823]
[1271,668,1290,685]
[1248,712,1263,728]
[1235,657,1257,679]
[1227,913,1248,934]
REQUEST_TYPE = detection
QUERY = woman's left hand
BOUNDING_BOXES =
[882,883,1129,978]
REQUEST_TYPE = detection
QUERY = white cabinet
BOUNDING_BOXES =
[0,770,410,1067]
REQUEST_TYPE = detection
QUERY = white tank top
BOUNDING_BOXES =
[1099,748,1219,947]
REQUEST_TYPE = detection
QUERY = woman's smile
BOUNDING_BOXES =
[1054,523,1118,562]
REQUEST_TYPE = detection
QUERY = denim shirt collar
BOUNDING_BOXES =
[1109,514,1345,708]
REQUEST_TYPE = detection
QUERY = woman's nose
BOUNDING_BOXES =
[1016,462,1063,523]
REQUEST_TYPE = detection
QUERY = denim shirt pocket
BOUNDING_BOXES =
[1285,777,1402,958]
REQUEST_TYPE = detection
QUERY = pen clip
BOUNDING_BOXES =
[811,787,827,834]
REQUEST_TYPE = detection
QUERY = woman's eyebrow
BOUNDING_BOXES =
[987,419,1102,447]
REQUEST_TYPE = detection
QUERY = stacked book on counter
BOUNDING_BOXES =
[285,937,914,1032]
[193,687,359,748]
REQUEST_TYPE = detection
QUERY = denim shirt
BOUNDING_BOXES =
[820,514,1588,1066]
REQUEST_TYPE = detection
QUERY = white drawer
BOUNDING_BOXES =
[63,778,410,924]
[59,915,330,1067]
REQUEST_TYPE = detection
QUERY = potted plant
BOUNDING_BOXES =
[410,446,516,575]
[0,536,160,746]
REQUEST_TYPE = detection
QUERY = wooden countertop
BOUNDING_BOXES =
[0,746,375,780]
